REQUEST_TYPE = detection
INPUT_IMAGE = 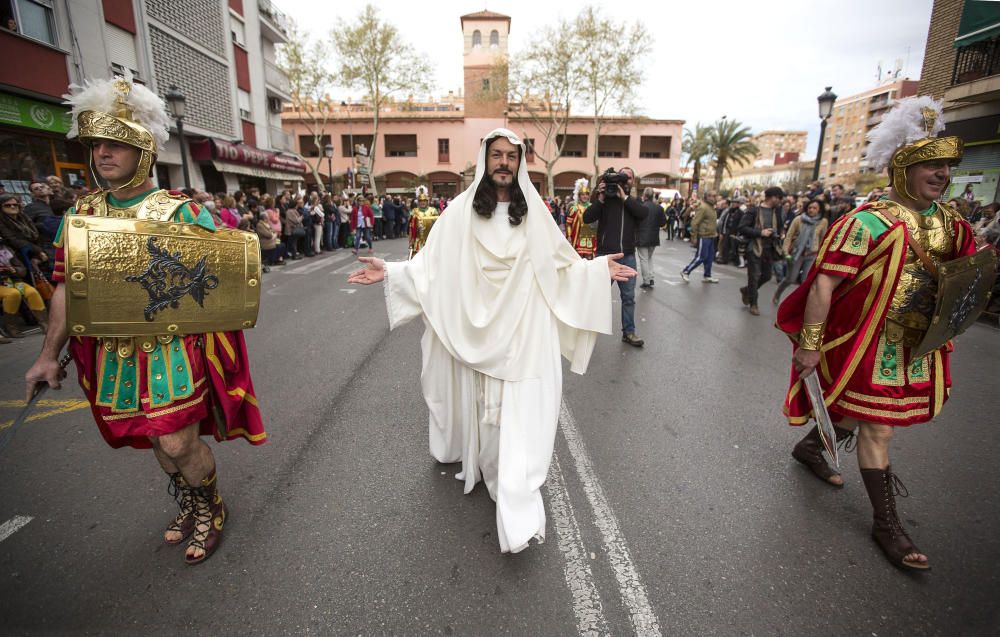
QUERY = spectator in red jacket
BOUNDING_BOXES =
[351,196,375,254]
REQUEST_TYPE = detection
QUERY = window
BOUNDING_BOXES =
[238,89,252,120]
[385,134,417,157]
[472,30,481,47]
[524,138,535,163]
[9,0,57,46]
[489,30,499,47]
[105,23,139,76]
[437,138,449,163]
[231,17,246,47]
[482,78,490,91]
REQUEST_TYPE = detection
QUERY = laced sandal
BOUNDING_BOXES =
[164,472,195,545]
[791,425,855,488]
[860,466,931,571]
[185,469,227,566]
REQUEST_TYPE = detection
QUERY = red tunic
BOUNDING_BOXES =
[776,203,975,427]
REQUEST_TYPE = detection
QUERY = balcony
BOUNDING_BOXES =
[264,60,291,100]
[269,126,294,153]
[952,37,999,85]
[258,0,290,43]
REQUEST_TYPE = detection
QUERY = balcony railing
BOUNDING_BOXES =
[953,36,1000,85]
[258,0,291,40]
[264,60,290,96]
[269,126,294,153]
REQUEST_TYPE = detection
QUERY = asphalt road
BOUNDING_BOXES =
[1,235,997,636]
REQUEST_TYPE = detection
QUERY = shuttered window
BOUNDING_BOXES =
[105,23,139,74]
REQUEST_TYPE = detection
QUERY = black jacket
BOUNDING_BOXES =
[582,194,648,256]
[636,200,667,247]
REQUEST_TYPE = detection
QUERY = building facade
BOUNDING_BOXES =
[281,10,684,199]
[919,0,1000,205]
[817,79,920,188]
[0,0,304,200]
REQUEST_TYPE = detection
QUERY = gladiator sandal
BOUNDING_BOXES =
[791,425,855,488]
[185,468,227,565]
[164,472,196,545]
[860,466,930,571]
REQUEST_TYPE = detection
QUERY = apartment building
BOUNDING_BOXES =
[281,10,684,198]
[0,0,304,198]
[919,0,1000,204]
[817,79,919,188]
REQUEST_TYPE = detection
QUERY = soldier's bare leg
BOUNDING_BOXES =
[151,422,216,557]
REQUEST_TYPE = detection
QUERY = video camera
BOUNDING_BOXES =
[601,168,630,199]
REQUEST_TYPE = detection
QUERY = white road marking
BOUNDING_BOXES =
[339,289,357,294]
[559,401,663,636]
[545,453,609,637]
[0,515,33,543]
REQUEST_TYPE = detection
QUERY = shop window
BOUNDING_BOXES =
[6,0,58,46]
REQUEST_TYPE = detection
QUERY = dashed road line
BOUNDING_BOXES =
[546,453,609,636]
[0,515,33,544]
[559,401,663,636]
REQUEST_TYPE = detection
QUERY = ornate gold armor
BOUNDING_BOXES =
[883,201,955,346]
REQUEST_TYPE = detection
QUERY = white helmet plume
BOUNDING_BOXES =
[865,96,945,171]
[63,69,171,150]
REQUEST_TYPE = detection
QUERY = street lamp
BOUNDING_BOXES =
[341,100,354,189]
[165,84,191,189]
[324,142,334,193]
[813,86,838,182]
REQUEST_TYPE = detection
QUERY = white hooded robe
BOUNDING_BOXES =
[382,129,613,553]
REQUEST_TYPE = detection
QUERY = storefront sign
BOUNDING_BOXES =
[0,92,70,134]
[191,138,307,174]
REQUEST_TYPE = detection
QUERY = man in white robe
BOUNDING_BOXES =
[348,129,636,553]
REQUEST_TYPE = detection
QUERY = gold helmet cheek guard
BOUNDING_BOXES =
[78,110,157,192]
[888,136,963,201]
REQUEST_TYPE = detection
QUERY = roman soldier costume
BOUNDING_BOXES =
[408,185,439,258]
[565,178,596,259]
[49,73,265,564]
[776,96,996,570]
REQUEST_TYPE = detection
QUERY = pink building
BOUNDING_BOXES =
[282,10,683,198]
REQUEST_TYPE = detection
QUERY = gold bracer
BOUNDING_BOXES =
[798,322,826,351]
[64,217,261,337]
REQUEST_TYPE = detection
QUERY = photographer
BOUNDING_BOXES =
[583,167,648,347]
[737,186,785,316]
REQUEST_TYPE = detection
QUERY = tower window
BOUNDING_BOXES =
[472,30,482,47]
[482,79,490,91]
[490,30,499,47]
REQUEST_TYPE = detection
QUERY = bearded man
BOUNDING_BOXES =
[23,73,265,565]
[777,97,993,571]
[349,129,636,553]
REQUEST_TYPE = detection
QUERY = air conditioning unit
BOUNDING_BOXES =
[267,97,283,114]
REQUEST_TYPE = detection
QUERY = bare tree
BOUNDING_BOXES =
[278,20,337,192]
[572,6,651,182]
[333,4,432,197]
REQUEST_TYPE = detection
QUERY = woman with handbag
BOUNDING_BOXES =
[0,235,48,337]
[284,197,306,259]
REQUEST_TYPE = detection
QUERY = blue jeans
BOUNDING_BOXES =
[683,238,715,278]
[323,219,338,250]
[354,226,373,250]
[612,253,637,335]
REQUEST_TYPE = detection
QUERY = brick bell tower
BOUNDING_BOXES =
[460,10,510,119]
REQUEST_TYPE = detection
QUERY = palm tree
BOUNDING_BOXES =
[682,123,712,192]
[709,117,758,192]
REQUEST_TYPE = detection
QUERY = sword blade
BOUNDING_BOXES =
[804,372,839,468]
[0,353,72,453]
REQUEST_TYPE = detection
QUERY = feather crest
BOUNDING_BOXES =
[63,70,171,150]
[865,95,945,171]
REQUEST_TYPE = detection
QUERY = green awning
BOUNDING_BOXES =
[954,0,1000,48]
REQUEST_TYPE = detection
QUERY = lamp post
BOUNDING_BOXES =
[812,86,837,182]
[164,85,191,189]
[324,142,334,193]
[341,100,354,189]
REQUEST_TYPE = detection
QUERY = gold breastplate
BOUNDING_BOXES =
[75,189,188,221]
[416,209,438,243]
[886,203,954,341]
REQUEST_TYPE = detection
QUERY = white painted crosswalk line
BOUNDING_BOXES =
[0,515,33,544]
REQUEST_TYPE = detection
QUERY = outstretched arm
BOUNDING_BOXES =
[605,253,637,282]
[347,256,385,285]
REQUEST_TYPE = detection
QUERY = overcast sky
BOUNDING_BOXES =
[275,0,934,158]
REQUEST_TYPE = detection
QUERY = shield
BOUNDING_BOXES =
[911,247,998,358]
[63,217,261,337]
[804,372,839,468]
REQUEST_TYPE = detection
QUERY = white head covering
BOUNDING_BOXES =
[400,128,612,381]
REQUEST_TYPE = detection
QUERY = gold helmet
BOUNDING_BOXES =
[64,71,171,192]
[573,177,591,202]
[416,185,430,203]
[865,96,963,201]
